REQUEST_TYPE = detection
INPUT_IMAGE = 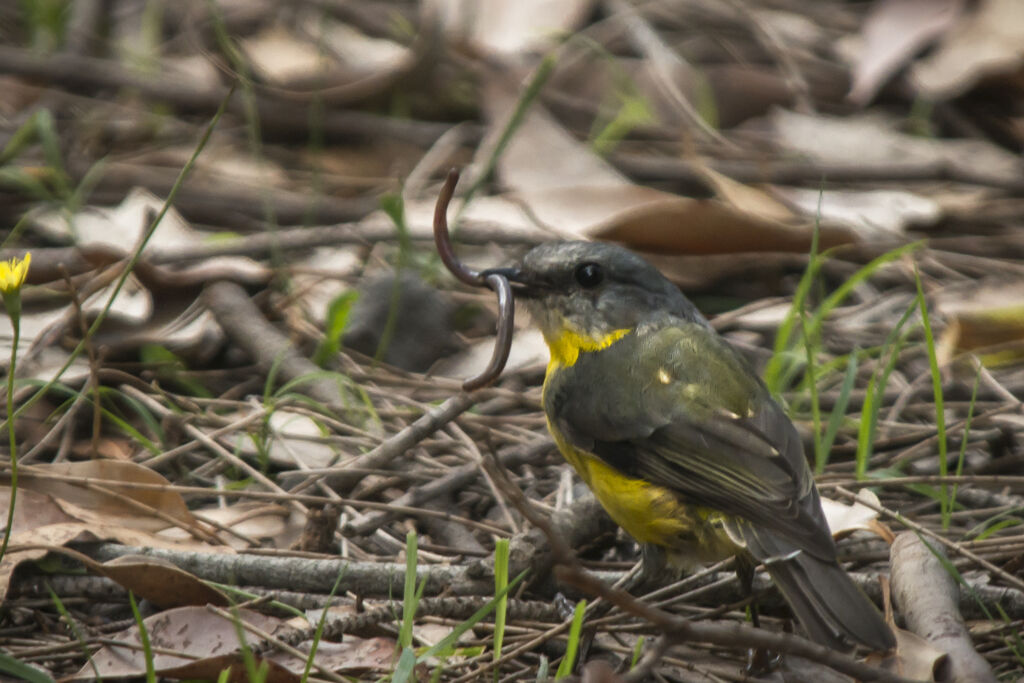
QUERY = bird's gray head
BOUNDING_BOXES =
[485,241,706,349]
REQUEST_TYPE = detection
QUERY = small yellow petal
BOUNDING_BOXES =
[0,253,31,293]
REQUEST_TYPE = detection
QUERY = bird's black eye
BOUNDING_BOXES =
[574,262,604,288]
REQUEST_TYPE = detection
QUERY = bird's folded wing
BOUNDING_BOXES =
[550,321,837,561]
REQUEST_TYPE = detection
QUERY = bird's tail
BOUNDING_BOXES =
[764,549,895,651]
[731,520,895,651]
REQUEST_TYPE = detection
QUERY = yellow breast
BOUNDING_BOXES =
[541,325,740,564]
[550,429,738,563]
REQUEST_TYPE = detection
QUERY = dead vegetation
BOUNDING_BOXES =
[1,0,1024,680]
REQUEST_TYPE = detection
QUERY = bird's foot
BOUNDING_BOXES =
[744,647,782,677]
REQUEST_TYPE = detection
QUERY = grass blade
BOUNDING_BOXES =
[818,351,859,473]
[554,599,587,680]
[914,268,948,525]
[399,531,419,650]
[493,538,510,669]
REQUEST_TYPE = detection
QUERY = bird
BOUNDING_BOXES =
[483,240,895,652]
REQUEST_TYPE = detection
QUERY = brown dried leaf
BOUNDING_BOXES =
[867,627,946,681]
[241,25,329,84]
[31,187,198,253]
[437,0,593,57]
[19,460,198,532]
[74,606,394,680]
[911,0,1024,100]
[820,489,891,541]
[72,607,297,682]
[97,555,230,608]
[436,328,548,383]
[773,187,942,238]
[0,487,77,537]
[585,190,852,254]
[481,78,626,192]
[935,279,1024,365]
[769,109,1023,183]
[846,0,964,106]
[163,502,302,550]
[480,83,855,253]
[0,522,222,602]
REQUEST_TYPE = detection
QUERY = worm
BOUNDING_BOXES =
[433,169,515,391]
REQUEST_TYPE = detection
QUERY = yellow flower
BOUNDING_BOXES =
[0,253,30,293]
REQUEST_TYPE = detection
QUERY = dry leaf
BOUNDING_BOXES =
[479,82,856,253]
[167,502,303,550]
[0,487,77,537]
[436,328,548,383]
[820,489,891,541]
[308,19,408,73]
[97,555,230,608]
[845,0,964,106]
[73,607,298,682]
[911,0,1024,100]
[935,279,1024,365]
[769,109,1023,183]
[19,460,199,532]
[241,25,329,84]
[265,410,337,469]
[436,0,593,57]
[30,187,200,253]
[0,522,223,602]
[867,627,946,681]
[773,187,942,238]
[75,606,394,681]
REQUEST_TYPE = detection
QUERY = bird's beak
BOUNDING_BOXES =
[479,266,540,298]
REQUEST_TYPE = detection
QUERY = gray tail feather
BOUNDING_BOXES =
[765,552,895,651]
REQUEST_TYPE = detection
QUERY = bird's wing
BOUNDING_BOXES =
[546,321,836,561]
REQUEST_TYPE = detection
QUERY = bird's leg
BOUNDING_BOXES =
[628,544,679,594]
[586,544,676,625]
[736,555,780,675]
[735,555,760,628]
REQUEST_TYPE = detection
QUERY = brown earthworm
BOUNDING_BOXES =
[433,169,515,391]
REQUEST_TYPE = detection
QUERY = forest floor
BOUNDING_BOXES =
[1,1,1024,681]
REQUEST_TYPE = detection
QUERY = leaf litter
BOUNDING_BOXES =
[1,0,1024,681]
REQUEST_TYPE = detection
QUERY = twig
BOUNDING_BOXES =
[292,391,480,494]
[890,532,997,683]
[605,0,732,148]
[0,44,466,147]
[478,452,912,682]
[834,486,1024,593]
[340,439,551,536]
[204,605,348,683]
[202,280,351,409]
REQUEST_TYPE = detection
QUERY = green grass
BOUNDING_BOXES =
[854,301,917,479]
[765,242,922,396]
[377,192,413,365]
[47,584,98,681]
[765,232,928,479]
[301,569,347,683]
[554,599,586,679]
[0,653,54,683]
[313,291,360,367]
[492,538,510,675]
[127,592,156,683]
[949,366,982,525]
[0,86,232,444]
[913,268,950,526]
[817,352,858,474]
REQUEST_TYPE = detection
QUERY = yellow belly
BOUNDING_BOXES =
[551,430,739,565]
[540,326,740,566]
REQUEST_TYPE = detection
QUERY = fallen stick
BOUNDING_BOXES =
[890,531,997,683]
